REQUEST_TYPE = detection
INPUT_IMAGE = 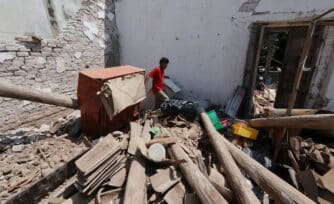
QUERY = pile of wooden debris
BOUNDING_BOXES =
[61,109,319,204]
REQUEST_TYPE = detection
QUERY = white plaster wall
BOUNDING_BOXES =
[0,0,52,41]
[0,0,83,41]
[115,0,334,104]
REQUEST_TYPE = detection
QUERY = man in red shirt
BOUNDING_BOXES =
[146,57,170,108]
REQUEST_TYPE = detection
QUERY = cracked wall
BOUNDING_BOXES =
[0,0,118,131]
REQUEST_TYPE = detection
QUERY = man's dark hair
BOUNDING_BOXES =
[159,57,169,64]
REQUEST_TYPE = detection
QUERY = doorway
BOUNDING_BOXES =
[243,24,325,116]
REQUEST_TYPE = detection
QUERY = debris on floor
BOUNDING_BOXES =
[0,111,87,202]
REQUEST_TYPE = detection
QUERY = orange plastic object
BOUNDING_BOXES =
[77,65,145,137]
[232,123,259,140]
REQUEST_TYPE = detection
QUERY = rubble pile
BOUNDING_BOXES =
[63,110,233,204]
[0,111,87,202]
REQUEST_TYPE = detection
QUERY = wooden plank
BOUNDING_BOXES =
[200,112,260,204]
[123,122,150,204]
[77,152,122,184]
[128,122,143,155]
[146,137,177,147]
[108,167,127,187]
[142,119,152,143]
[75,134,119,176]
[169,143,228,204]
[150,167,182,193]
[225,86,246,117]
[164,182,186,204]
[5,151,85,204]
[249,114,334,130]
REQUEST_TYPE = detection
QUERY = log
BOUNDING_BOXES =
[263,107,319,117]
[249,114,334,130]
[200,112,260,204]
[0,81,78,109]
[123,121,150,204]
[200,111,315,204]
[169,143,228,204]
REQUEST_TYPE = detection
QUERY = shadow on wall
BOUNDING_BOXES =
[105,0,120,67]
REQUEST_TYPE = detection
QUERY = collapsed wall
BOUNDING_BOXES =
[0,0,118,131]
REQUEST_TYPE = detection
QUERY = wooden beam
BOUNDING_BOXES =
[200,112,260,204]
[200,111,315,204]
[169,143,228,204]
[249,114,334,130]
[263,108,319,117]
[0,81,78,109]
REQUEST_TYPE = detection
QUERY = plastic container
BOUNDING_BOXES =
[207,110,223,131]
[232,124,259,140]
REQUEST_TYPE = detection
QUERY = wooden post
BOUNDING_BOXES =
[286,23,316,116]
[200,112,260,204]
[169,143,228,204]
[249,114,334,130]
[247,25,265,116]
[199,111,315,204]
[0,81,78,109]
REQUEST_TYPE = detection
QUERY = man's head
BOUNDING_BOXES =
[159,57,169,70]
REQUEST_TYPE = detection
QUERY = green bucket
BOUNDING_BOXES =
[207,110,223,131]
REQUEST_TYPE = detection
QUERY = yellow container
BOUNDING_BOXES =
[232,124,259,140]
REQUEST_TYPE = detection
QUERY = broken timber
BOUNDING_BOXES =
[249,114,334,130]
[200,112,260,204]
[200,111,316,204]
[169,143,228,204]
[123,122,149,204]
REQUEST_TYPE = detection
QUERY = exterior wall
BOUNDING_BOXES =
[0,0,83,41]
[115,0,334,105]
[0,0,118,131]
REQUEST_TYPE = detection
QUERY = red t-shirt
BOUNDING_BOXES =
[149,66,164,94]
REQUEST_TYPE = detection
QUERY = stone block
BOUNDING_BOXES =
[30,52,42,56]
[47,43,57,47]
[5,45,20,51]
[42,47,52,52]
[20,65,33,71]
[6,66,20,71]
[19,47,31,52]
[34,63,45,69]
[11,60,24,67]
[42,52,51,57]
[16,52,29,57]
[14,70,27,76]
[53,48,62,53]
